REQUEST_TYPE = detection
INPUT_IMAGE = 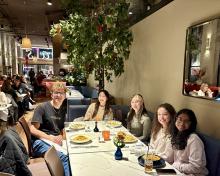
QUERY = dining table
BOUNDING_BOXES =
[65,121,181,176]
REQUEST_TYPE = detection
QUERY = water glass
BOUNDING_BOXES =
[85,125,91,132]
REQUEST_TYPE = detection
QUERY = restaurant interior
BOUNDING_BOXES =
[0,0,220,176]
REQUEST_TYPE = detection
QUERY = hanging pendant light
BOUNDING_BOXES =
[21,35,32,49]
[21,1,32,50]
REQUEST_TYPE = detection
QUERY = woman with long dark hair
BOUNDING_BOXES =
[171,109,208,175]
[150,103,176,163]
[84,90,113,121]
[127,94,151,141]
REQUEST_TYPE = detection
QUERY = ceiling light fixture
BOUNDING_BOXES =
[21,36,32,49]
[47,0,52,6]
[21,1,32,50]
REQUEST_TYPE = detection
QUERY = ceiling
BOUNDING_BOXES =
[0,0,64,46]
[0,0,172,47]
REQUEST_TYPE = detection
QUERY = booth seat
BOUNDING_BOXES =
[66,104,130,122]
[66,104,154,124]
[198,133,220,176]
[80,86,98,98]
[66,105,89,122]
[68,86,98,99]
[67,98,91,106]
[184,83,218,97]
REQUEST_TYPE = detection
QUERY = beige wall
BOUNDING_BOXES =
[88,0,220,139]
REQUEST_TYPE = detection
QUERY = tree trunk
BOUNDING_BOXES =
[98,66,105,90]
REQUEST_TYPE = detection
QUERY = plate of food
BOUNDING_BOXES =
[106,120,122,128]
[138,154,166,169]
[116,131,138,143]
[70,134,91,144]
[69,122,85,130]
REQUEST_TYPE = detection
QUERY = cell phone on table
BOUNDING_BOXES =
[156,168,176,175]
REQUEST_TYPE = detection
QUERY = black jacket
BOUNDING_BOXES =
[0,131,32,176]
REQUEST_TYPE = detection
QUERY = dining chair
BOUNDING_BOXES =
[15,117,31,156]
[17,116,33,156]
[44,146,64,176]
[0,172,15,176]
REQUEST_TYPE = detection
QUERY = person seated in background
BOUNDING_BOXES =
[0,113,32,176]
[84,89,113,121]
[197,83,213,98]
[30,82,70,176]
[20,75,35,101]
[150,103,176,163]
[1,77,19,122]
[171,109,208,175]
[126,94,151,142]
[12,75,35,111]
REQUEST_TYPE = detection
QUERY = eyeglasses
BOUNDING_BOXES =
[53,92,65,95]
[176,118,191,125]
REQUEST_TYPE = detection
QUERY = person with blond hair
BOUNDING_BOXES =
[127,94,151,142]
[30,82,70,176]
[197,83,213,98]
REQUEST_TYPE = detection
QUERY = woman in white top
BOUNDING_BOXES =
[170,109,208,176]
[150,103,176,163]
[84,90,113,121]
[127,94,151,142]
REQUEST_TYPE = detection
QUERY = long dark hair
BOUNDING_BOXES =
[151,103,176,141]
[92,90,111,118]
[1,78,12,93]
[127,94,148,124]
[171,109,197,150]
[0,120,7,136]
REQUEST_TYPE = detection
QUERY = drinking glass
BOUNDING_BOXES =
[102,130,110,141]
[144,159,153,173]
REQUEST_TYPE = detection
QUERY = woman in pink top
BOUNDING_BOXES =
[171,109,208,176]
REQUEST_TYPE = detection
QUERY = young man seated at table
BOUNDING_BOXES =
[30,82,70,176]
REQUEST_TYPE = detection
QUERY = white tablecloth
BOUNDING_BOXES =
[65,121,138,154]
[66,89,84,99]
[69,151,180,176]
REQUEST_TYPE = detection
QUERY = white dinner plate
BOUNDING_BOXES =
[106,120,122,128]
[70,134,91,144]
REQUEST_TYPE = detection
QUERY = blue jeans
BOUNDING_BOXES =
[32,139,71,176]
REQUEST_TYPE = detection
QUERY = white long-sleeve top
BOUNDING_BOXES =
[172,133,208,176]
[150,128,174,163]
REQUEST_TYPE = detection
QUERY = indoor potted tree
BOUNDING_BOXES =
[50,0,133,90]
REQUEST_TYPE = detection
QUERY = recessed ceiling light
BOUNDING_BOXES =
[47,0,52,6]
[129,11,133,15]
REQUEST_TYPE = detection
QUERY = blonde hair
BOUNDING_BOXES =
[50,82,67,93]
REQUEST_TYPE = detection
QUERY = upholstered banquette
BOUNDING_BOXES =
[198,133,220,176]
